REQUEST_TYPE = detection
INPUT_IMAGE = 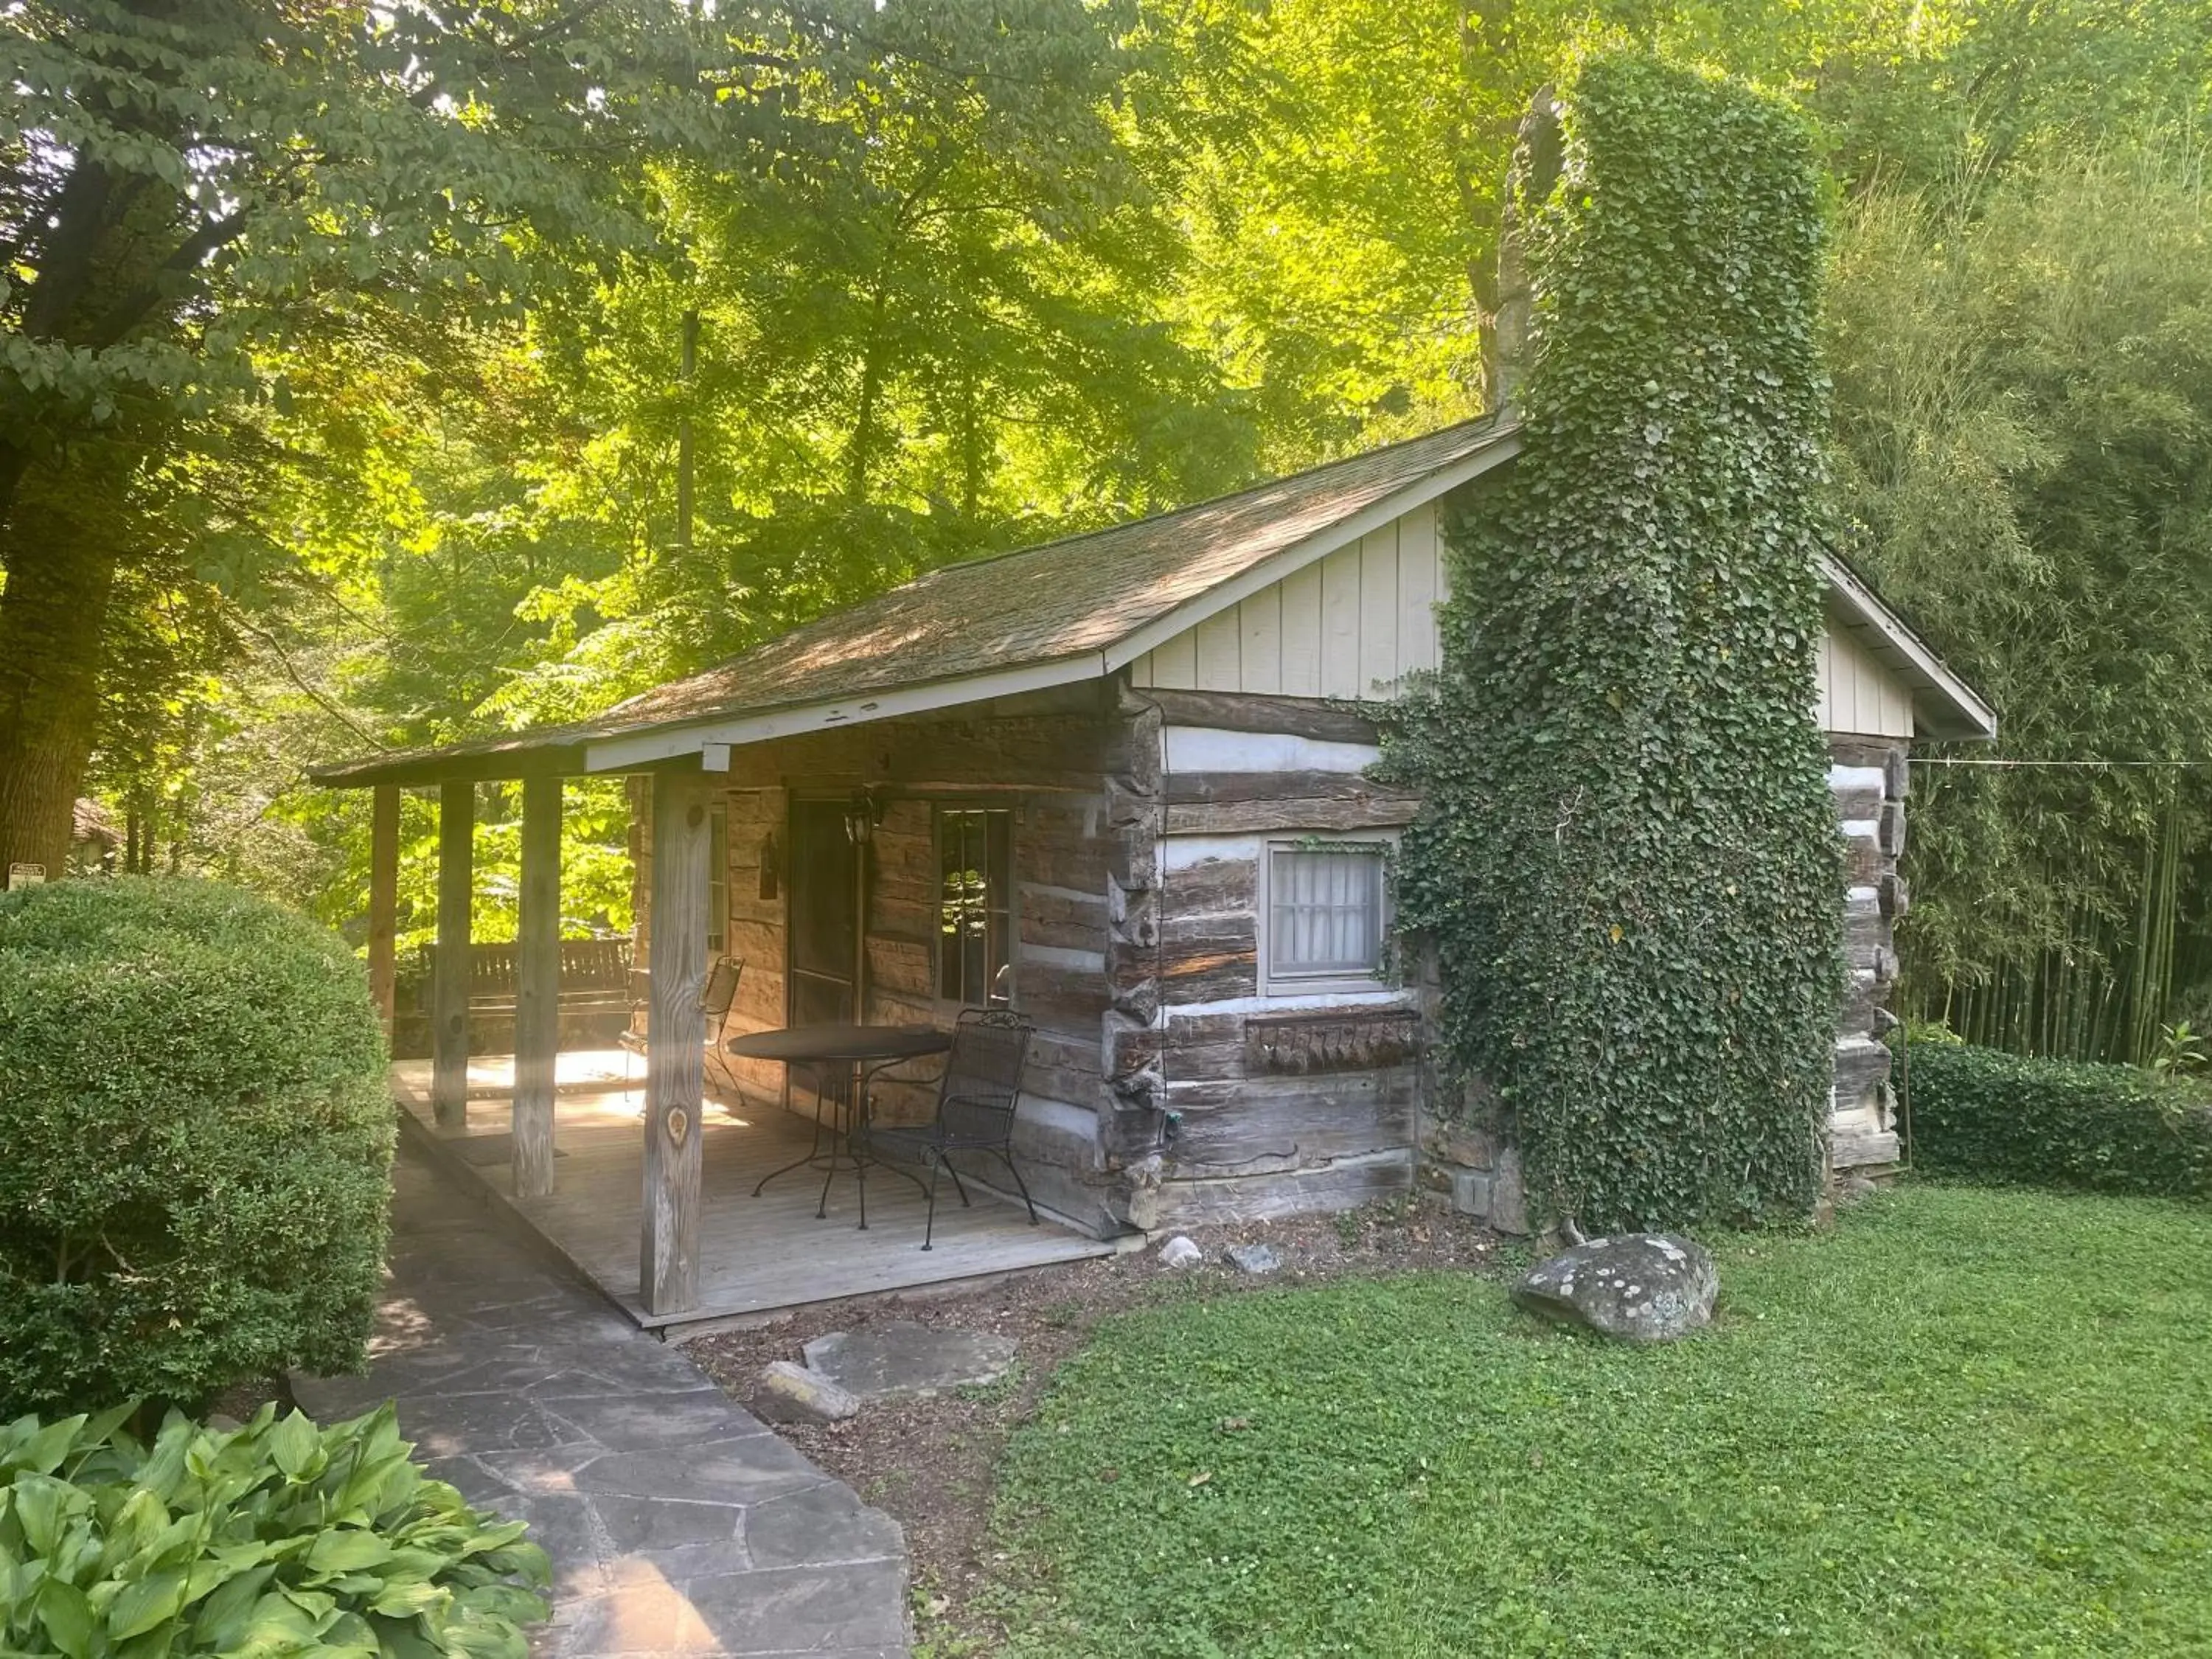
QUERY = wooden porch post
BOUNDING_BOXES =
[641,768,709,1315]
[513,773,562,1198]
[367,784,400,1037]
[431,780,474,1129]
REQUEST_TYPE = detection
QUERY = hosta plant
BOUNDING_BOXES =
[0,1402,549,1658]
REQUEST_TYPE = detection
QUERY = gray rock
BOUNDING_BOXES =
[1226,1243,1281,1275]
[1512,1231,1717,1343]
[1834,1173,1880,1206]
[1448,1168,1492,1218]
[1158,1234,1203,1268]
[802,1321,1017,1399]
[751,1360,860,1425]
[1489,1146,1531,1236]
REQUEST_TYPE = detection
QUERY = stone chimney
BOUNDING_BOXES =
[1484,86,1565,414]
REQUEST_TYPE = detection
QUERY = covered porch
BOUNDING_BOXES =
[387,1052,1113,1329]
[316,716,1121,1333]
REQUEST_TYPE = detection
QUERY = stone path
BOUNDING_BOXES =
[293,1144,909,1658]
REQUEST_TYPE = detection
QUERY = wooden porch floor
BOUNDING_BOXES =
[390,1052,1117,1332]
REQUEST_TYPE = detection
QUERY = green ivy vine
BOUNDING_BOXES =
[1385,53,1845,1231]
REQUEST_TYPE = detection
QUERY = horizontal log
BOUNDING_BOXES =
[1829,736,1905,773]
[1831,781,1883,821]
[1023,818,1113,892]
[1846,905,1891,974]
[1164,1070,1416,1114]
[1151,1150,1413,1225]
[1020,886,1110,953]
[1161,857,1256,922]
[866,935,934,998]
[1832,1125,1900,1170]
[1021,961,1112,1037]
[1164,771,1417,808]
[717,709,1124,796]
[1878,872,1909,920]
[1024,1062,1109,1113]
[1834,1037,1891,1102]
[1159,912,1259,1004]
[1842,832,1884,887]
[1147,688,1383,744]
[1164,796,1422,835]
[1168,1085,1416,1175]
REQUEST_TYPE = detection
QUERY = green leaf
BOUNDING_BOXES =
[106,1566,189,1641]
[305,1528,394,1576]
[10,1417,86,1479]
[13,1475,73,1555]
[266,1411,321,1481]
[37,1577,94,1659]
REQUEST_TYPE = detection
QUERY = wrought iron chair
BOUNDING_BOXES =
[623,956,743,1099]
[700,954,745,1044]
[866,1009,1037,1250]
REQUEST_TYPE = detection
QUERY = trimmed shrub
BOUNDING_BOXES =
[1908,1041,2212,1199]
[0,877,393,1419]
[0,1401,549,1657]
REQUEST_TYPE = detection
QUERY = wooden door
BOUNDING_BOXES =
[787,798,859,1026]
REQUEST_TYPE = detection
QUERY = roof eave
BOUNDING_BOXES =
[1817,553,1995,743]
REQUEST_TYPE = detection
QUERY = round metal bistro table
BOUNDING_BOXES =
[726,1023,952,1226]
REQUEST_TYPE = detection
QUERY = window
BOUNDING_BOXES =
[706,804,728,953]
[1265,841,1388,993]
[936,806,1012,1006]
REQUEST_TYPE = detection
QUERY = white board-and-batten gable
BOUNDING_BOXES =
[1130,499,1923,740]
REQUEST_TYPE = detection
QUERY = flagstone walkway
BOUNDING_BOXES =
[293,1145,909,1658]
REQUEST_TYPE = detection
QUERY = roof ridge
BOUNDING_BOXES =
[909,411,1509,583]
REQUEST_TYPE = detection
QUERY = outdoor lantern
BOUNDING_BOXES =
[843,787,882,846]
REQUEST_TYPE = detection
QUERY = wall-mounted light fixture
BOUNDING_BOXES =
[843,786,883,847]
[757,831,782,900]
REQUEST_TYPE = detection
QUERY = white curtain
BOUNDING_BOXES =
[1270,848,1381,975]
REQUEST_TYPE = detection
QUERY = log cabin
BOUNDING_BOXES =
[313,412,1994,1318]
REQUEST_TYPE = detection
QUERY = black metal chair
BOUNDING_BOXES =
[700,954,745,1044]
[866,1009,1037,1250]
[622,956,743,1098]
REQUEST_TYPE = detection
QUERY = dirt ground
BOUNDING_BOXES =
[685,1197,1513,1643]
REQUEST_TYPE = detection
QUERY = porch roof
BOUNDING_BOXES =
[310,412,1992,787]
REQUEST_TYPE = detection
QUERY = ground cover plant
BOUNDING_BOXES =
[981,1185,2212,1658]
[0,877,392,1419]
[0,1402,548,1658]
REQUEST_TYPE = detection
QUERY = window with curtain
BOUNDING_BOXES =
[936,806,1012,1006]
[1266,843,1387,991]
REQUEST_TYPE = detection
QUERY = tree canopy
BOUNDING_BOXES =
[4,0,2209,1032]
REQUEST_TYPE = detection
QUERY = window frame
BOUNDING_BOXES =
[1258,836,1392,998]
[706,801,729,954]
[931,801,1017,1010]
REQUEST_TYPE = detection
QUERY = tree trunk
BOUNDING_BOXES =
[0,526,116,880]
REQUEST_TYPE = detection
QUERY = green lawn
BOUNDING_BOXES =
[981,1186,2212,1658]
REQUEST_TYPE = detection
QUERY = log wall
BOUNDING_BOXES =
[1829,734,1909,1171]
[1121,690,1422,1226]
[627,681,1917,1240]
